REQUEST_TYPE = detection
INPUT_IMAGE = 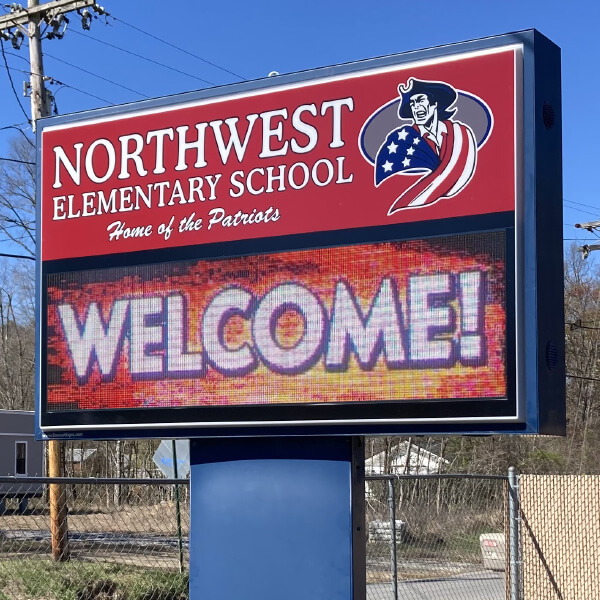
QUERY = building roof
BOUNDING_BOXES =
[365,441,448,475]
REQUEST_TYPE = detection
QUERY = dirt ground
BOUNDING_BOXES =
[0,501,190,535]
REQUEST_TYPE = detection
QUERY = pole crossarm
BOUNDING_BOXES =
[579,244,600,260]
[0,0,95,29]
[575,220,600,232]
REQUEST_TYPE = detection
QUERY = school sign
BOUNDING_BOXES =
[36,30,565,440]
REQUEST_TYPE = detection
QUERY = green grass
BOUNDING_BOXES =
[0,559,188,600]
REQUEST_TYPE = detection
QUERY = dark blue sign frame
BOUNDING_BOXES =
[35,29,565,440]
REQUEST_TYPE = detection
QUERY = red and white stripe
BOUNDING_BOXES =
[388,122,477,215]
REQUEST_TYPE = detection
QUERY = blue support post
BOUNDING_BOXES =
[189,436,365,600]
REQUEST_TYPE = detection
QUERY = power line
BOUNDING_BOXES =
[3,52,116,106]
[567,374,600,383]
[567,319,600,331]
[0,124,34,147]
[567,208,600,219]
[45,51,149,98]
[0,39,31,125]
[0,230,34,245]
[52,79,114,105]
[70,28,217,86]
[111,15,245,81]
[0,156,35,165]
[0,251,34,260]
[564,198,600,212]
[3,48,29,63]
[563,204,600,219]
[0,122,30,129]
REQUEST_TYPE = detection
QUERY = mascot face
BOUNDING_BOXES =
[409,93,437,127]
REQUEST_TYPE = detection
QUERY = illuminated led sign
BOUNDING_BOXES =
[47,234,506,412]
[37,30,565,438]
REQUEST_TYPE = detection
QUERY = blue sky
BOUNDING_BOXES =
[0,0,598,255]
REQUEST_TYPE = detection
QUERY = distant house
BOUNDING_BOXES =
[65,447,98,476]
[365,441,448,476]
[0,410,44,503]
[365,441,448,499]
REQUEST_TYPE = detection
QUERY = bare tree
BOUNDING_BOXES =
[0,263,35,410]
[0,134,36,257]
[0,134,36,411]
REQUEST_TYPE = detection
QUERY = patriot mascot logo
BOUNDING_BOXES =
[360,78,493,214]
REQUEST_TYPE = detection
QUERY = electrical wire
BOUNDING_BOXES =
[110,16,245,81]
[0,124,34,147]
[3,49,28,63]
[0,251,34,260]
[51,79,114,105]
[2,51,115,106]
[0,156,34,165]
[45,51,150,99]
[0,39,31,125]
[564,198,600,212]
[70,29,216,86]
[567,319,600,331]
[0,229,34,250]
[0,222,30,235]
[567,374,600,383]
[0,122,29,129]
[563,205,600,219]
[0,225,33,238]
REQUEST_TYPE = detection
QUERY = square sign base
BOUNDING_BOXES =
[189,437,365,600]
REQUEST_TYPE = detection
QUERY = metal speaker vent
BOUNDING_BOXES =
[546,341,558,371]
[543,101,555,130]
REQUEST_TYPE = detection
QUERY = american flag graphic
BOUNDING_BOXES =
[375,123,477,214]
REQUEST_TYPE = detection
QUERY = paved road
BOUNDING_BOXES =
[368,570,505,600]
[1,529,188,548]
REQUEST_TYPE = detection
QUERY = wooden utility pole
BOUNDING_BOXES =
[0,0,97,129]
[1,0,101,562]
[48,435,69,561]
[27,0,51,125]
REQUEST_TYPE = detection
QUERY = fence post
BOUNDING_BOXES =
[387,478,398,600]
[48,442,69,562]
[172,440,185,574]
[508,466,520,600]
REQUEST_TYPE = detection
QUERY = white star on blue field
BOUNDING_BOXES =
[375,126,440,185]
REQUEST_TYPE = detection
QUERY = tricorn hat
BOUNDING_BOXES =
[398,78,457,120]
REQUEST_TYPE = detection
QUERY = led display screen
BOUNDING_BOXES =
[45,232,506,415]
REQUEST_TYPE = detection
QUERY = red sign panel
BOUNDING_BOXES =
[41,47,518,261]
[46,233,506,413]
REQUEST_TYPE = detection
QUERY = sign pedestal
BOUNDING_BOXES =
[189,437,365,600]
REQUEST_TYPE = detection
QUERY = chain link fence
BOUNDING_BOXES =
[518,474,600,600]
[0,477,189,600]
[365,473,508,600]
[1,474,509,600]
[2,473,598,599]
